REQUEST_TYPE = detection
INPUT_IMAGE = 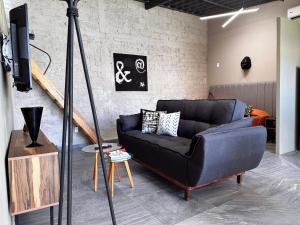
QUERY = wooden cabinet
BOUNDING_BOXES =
[8,130,60,216]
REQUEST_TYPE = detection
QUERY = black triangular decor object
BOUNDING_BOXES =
[21,107,43,148]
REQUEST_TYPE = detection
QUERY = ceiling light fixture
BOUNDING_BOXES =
[199,8,259,27]
[222,7,244,28]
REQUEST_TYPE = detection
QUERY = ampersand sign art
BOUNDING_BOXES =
[113,53,148,91]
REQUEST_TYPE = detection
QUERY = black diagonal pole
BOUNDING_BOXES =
[58,0,117,224]
[73,4,117,224]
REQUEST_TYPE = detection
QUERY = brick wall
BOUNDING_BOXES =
[6,0,207,146]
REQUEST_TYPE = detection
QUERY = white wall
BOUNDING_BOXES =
[276,18,300,155]
[5,0,208,146]
[0,1,13,224]
[208,0,300,86]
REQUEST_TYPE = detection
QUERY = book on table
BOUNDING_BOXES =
[109,150,131,162]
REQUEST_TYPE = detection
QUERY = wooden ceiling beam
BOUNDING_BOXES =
[145,0,170,9]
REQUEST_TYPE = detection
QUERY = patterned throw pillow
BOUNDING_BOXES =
[157,112,180,137]
[141,109,166,134]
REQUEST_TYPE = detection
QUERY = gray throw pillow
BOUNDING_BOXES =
[157,112,181,137]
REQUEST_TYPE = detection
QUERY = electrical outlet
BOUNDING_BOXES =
[74,127,79,133]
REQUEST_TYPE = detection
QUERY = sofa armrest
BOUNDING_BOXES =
[117,113,141,145]
[199,118,254,136]
[119,113,141,132]
[186,126,266,186]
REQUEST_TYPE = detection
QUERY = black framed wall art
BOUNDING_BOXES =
[113,53,148,91]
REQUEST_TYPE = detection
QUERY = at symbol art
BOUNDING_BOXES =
[113,53,148,91]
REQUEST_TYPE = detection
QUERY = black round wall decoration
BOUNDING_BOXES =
[241,56,252,70]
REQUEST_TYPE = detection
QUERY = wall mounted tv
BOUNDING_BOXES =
[9,4,32,92]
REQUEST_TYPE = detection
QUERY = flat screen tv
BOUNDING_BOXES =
[9,4,32,92]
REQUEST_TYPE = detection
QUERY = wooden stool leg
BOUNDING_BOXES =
[108,163,112,183]
[94,152,99,192]
[92,162,95,181]
[92,153,96,181]
[124,161,134,188]
[116,163,122,182]
[111,162,115,197]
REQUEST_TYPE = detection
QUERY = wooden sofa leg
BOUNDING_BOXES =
[184,189,191,201]
[237,174,243,184]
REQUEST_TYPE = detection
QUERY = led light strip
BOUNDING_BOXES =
[200,8,259,21]
[222,7,244,28]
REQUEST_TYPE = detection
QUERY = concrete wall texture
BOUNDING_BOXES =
[207,0,300,86]
[5,0,208,146]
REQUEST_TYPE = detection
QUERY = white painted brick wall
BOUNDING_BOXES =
[5,0,207,146]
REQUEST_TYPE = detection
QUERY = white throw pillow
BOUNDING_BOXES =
[157,112,180,137]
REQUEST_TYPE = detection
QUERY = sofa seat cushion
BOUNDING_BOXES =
[124,130,191,156]
[121,130,191,184]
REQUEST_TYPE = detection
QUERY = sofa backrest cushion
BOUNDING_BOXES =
[156,99,246,138]
[156,99,246,124]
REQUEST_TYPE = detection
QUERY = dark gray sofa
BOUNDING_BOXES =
[117,99,266,200]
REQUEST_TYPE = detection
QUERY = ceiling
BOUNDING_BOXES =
[137,0,282,17]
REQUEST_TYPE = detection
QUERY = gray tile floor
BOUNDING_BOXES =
[19,144,300,225]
